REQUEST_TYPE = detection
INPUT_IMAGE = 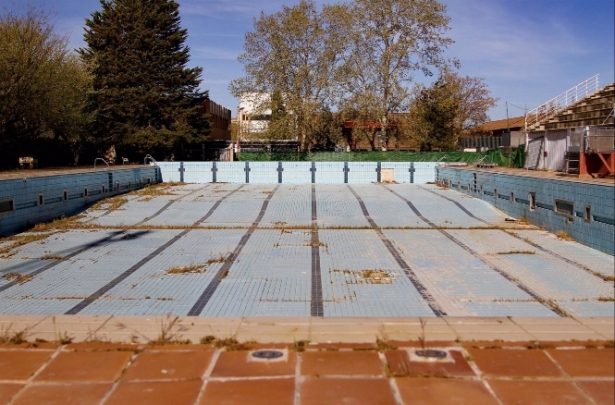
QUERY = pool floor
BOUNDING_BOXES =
[1,183,613,318]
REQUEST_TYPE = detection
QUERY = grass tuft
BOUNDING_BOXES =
[3,272,33,285]
[166,264,206,275]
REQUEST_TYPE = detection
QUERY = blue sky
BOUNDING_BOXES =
[3,0,613,120]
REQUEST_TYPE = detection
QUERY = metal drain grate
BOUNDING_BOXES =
[251,350,284,360]
[415,349,447,359]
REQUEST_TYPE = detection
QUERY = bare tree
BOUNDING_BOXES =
[230,0,345,151]
[337,0,454,149]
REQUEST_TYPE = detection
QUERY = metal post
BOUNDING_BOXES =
[376,162,381,183]
[244,161,250,183]
[343,162,349,184]
[310,162,316,184]
[178,161,185,182]
[211,162,218,183]
[277,162,284,183]
[409,162,415,183]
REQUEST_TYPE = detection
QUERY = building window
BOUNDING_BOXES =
[38,193,44,206]
[84,187,88,198]
[63,190,68,202]
[584,205,592,222]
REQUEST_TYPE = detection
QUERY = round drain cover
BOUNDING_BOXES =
[415,349,447,359]
[251,350,284,360]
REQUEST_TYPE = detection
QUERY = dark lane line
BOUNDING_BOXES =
[187,185,280,316]
[418,185,608,283]
[416,185,489,224]
[381,185,564,317]
[311,185,324,317]
[0,231,126,294]
[347,185,446,316]
[65,185,245,315]
[135,184,211,226]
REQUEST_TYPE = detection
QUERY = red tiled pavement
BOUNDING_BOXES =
[0,384,24,404]
[0,351,53,380]
[576,381,615,405]
[105,380,203,405]
[547,348,615,377]
[34,351,133,382]
[300,378,397,405]
[0,341,613,404]
[10,383,111,405]
[488,380,592,405]
[468,347,564,378]
[301,351,384,376]
[122,350,214,381]
[395,378,498,405]
[199,378,295,405]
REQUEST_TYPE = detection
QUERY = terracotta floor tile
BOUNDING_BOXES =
[547,349,614,377]
[66,343,139,352]
[199,378,294,405]
[0,351,53,380]
[489,380,590,405]
[300,378,396,405]
[212,351,295,377]
[301,351,383,376]
[122,350,213,381]
[142,344,217,351]
[385,349,475,378]
[389,340,458,348]
[468,348,563,378]
[576,381,615,405]
[34,351,132,382]
[306,343,377,351]
[105,380,202,405]
[395,378,499,405]
[11,383,111,405]
[0,384,24,404]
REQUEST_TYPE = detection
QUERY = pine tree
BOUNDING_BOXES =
[80,0,210,161]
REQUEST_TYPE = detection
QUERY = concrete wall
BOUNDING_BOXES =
[0,167,160,236]
[436,167,615,255]
[157,161,437,184]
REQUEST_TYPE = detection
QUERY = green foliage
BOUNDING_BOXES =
[309,105,343,151]
[80,0,210,161]
[0,5,91,167]
[407,71,497,150]
[236,149,518,165]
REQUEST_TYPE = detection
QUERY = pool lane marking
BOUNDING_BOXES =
[347,185,446,316]
[381,185,565,317]
[187,185,280,316]
[135,184,212,225]
[419,185,609,283]
[311,185,324,317]
[0,230,127,294]
[64,185,245,315]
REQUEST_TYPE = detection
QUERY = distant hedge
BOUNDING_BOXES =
[236,147,525,167]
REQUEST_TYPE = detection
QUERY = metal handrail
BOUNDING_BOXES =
[94,158,109,168]
[525,75,600,130]
[144,154,157,166]
[436,155,448,166]
[525,74,600,131]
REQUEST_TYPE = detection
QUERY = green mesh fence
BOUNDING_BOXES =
[236,147,525,167]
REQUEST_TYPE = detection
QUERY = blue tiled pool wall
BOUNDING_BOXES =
[157,161,437,184]
[0,167,160,236]
[436,167,615,255]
